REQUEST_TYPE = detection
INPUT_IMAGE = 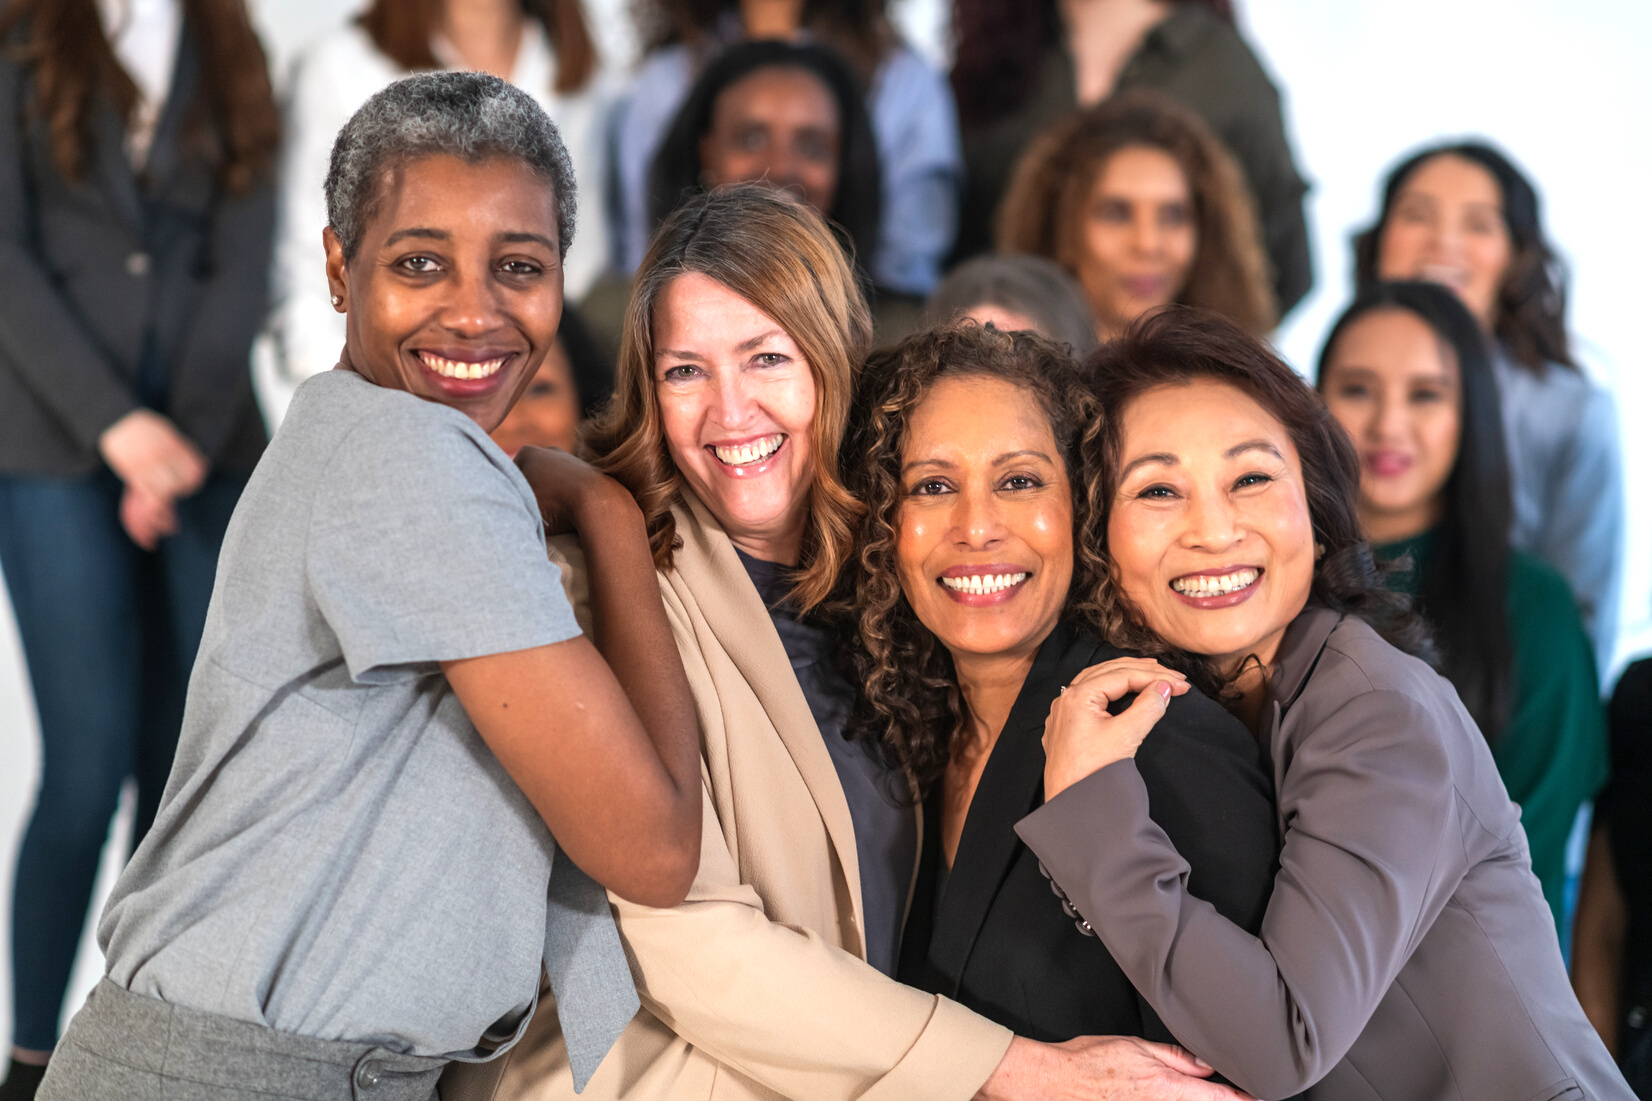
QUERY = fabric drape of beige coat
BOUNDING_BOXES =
[479,492,1012,1100]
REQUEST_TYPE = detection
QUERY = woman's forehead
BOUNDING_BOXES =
[365,154,559,246]
[1120,380,1295,463]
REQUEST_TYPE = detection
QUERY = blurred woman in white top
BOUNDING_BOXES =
[260,0,612,426]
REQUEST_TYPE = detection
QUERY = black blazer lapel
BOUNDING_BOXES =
[90,101,145,233]
[927,622,1106,994]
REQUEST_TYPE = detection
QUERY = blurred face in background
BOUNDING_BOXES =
[1072,144,1197,339]
[1376,154,1512,330]
[960,303,1041,336]
[653,272,818,564]
[489,337,581,456]
[699,66,842,215]
[1320,308,1461,544]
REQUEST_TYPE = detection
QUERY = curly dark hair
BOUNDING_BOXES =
[1352,140,1574,375]
[998,90,1277,336]
[839,323,1105,797]
[1083,306,1435,696]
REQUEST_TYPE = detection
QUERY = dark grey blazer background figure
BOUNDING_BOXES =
[0,0,276,1081]
[0,28,271,474]
[1021,606,1632,1101]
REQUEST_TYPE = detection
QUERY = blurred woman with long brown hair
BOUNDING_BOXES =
[998,90,1275,342]
[0,0,278,1094]
[262,0,612,425]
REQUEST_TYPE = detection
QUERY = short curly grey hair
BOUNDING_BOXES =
[325,71,576,262]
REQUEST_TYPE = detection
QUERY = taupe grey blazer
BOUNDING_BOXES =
[495,494,1012,1100]
[1018,606,1632,1101]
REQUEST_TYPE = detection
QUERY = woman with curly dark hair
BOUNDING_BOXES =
[997,90,1275,341]
[840,322,1275,1093]
[948,0,1310,318]
[1354,140,1623,675]
[1024,305,1630,1100]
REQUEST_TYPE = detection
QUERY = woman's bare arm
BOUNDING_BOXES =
[443,447,701,908]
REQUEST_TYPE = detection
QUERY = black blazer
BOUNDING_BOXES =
[900,622,1280,1051]
[0,22,272,476]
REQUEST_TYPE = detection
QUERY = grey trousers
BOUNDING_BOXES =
[39,979,448,1101]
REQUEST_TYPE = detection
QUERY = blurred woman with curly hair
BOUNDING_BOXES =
[997,90,1275,340]
[838,322,1276,1085]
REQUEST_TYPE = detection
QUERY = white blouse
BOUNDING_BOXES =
[95,0,181,168]
[260,19,613,427]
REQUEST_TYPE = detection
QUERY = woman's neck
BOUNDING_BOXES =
[1060,0,1173,106]
[953,648,1039,758]
[442,0,525,80]
[740,0,806,40]
[1359,494,1444,546]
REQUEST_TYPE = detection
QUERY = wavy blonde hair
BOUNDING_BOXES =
[585,185,872,611]
[997,90,1277,335]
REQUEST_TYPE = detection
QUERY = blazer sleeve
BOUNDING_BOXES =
[1016,686,1457,1100]
[0,55,140,452]
[608,581,1013,1101]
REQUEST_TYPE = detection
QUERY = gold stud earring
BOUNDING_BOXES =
[330,294,343,307]
[1314,542,1327,560]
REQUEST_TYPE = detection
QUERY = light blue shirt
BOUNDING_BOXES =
[1492,346,1624,678]
[610,37,961,295]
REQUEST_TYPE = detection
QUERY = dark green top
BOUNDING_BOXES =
[1377,529,1609,933]
[953,3,1312,314]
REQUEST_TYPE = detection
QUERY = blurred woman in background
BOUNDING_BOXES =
[0,0,278,1095]
[264,0,612,425]
[924,253,1100,356]
[1354,140,1623,676]
[489,307,613,457]
[998,90,1274,341]
[612,0,960,298]
[648,39,881,284]
[1317,280,1607,935]
[948,0,1310,317]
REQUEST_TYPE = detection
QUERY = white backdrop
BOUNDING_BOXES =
[1,0,1648,1052]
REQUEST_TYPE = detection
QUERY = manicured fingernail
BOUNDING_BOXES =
[1156,681,1172,700]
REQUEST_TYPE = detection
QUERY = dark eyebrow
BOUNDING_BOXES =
[384,227,449,246]
[1120,451,1177,479]
[499,231,558,250]
[1225,439,1283,461]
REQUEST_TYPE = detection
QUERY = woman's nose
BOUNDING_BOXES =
[1182,490,1242,551]
[710,370,759,427]
[952,485,1005,548]
[439,269,503,334]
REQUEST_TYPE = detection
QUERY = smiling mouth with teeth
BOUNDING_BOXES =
[1170,568,1260,597]
[418,351,506,380]
[711,435,785,467]
[940,572,1028,595]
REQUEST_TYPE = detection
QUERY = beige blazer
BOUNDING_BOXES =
[493,494,1012,1101]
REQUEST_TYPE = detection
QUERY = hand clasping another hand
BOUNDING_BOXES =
[1042,657,1189,801]
[977,1035,1254,1101]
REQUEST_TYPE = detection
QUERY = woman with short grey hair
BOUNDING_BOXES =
[925,253,1100,357]
[39,72,702,1101]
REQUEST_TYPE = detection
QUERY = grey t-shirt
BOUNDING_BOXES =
[100,369,582,1057]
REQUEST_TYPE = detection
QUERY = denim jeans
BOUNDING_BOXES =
[0,466,246,1050]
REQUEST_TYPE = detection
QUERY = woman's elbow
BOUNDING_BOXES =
[609,833,700,909]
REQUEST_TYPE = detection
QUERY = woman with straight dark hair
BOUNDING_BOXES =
[948,0,1311,317]
[264,0,612,425]
[0,0,278,1094]
[1022,305,1631,1100]
[1354,140,1623,675]
[1318,280,1607,934]
[648,38,881,278]
[612,0,960,297]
